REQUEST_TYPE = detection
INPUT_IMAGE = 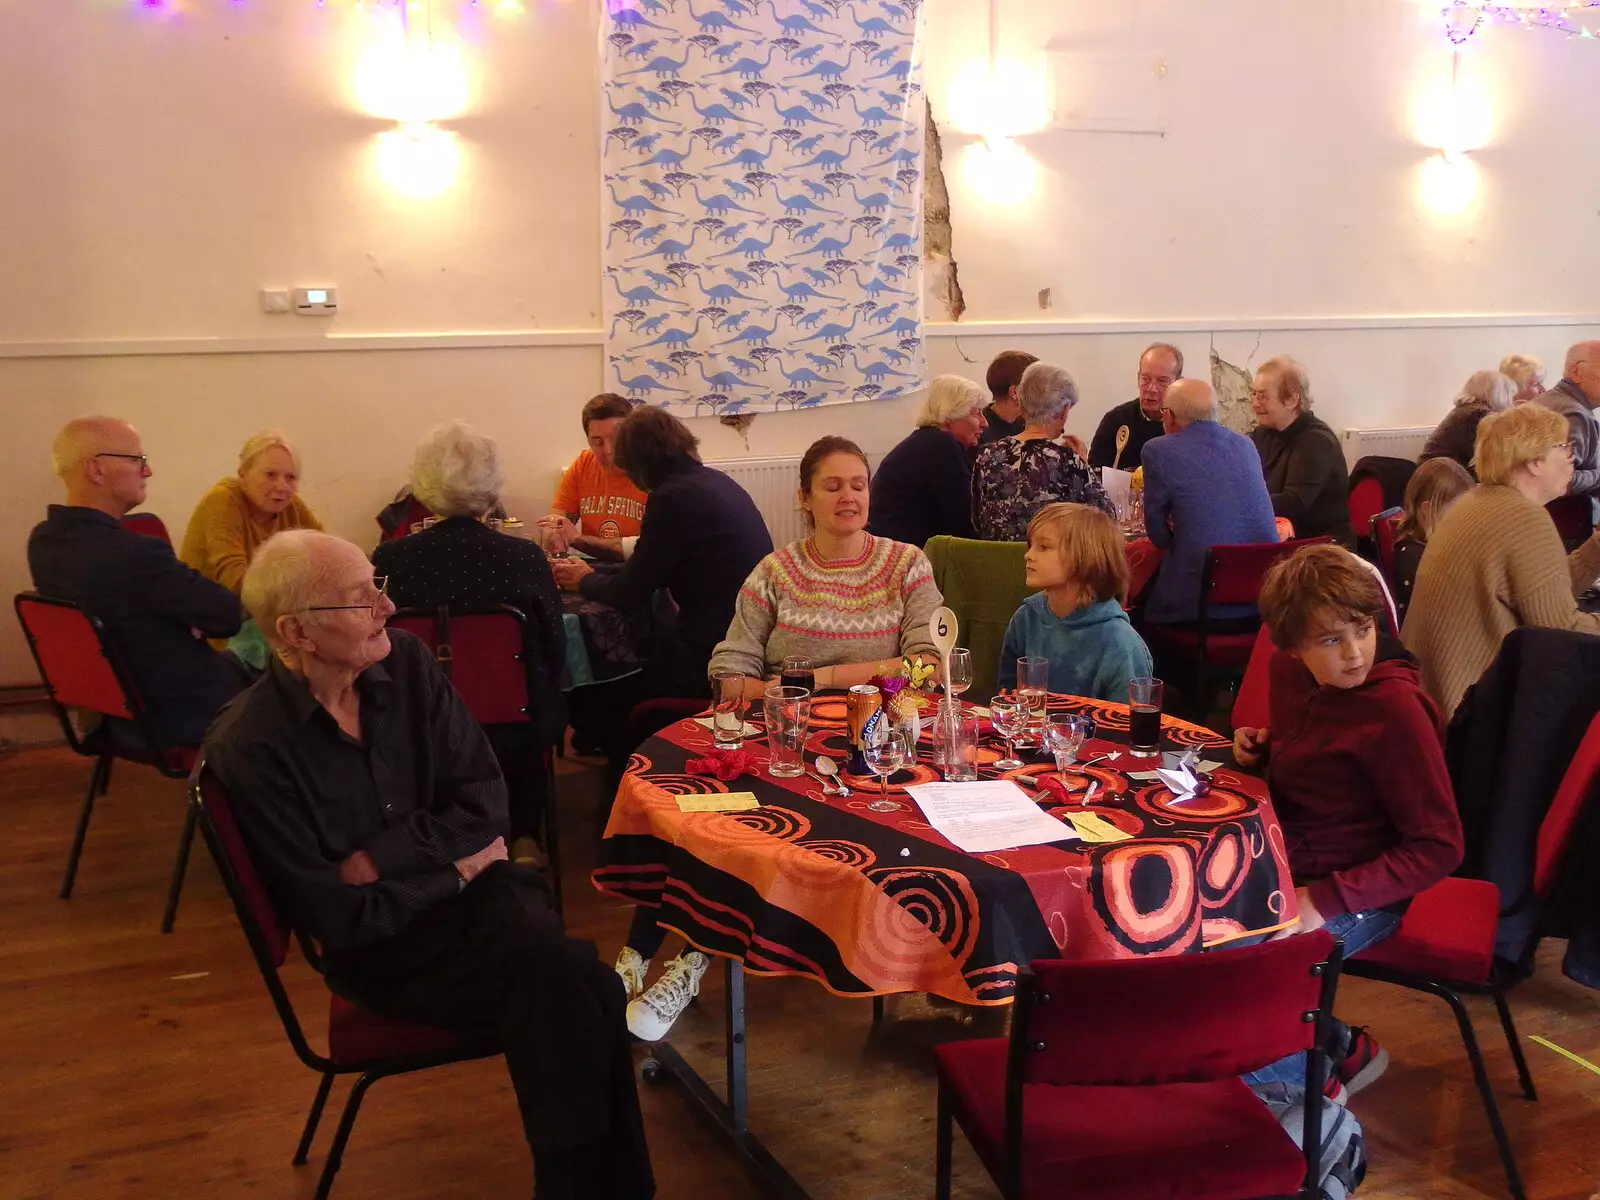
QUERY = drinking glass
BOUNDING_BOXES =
[763,685,810,778]
[780,655,816,695]
[1047,715,1094,773]
[712,670,748,750]
[864,724,910,813]
[1015,656,1050,747]
[990,697,1026,771]
[944,648,973,702]
[933,700,980,782]
[1128,677,1165,758]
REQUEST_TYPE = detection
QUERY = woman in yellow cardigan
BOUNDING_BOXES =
[180,430,322,594]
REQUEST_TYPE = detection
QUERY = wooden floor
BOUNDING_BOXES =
[2,743,1598,1200]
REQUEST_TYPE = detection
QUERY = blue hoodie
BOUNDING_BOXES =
[997,595,1154,701]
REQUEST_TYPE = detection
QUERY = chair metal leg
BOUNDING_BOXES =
[161,802,198,934]
[1442,987,1527,1200]
[934,1081,953,1200]
[294,1072,336,1165]
[314,1071,380,1200]
[60,755,109,900]
[1491,984,1538,1102]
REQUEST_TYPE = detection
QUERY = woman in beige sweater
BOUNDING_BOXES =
[1404,403,1600,716]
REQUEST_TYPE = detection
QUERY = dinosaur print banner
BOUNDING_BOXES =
[600,0,927,414]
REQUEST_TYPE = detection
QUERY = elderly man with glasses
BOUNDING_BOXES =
[28,415,244,748]
[1537,340,1600,507]
[1087,342,1183,471]
[205,530,652,1200]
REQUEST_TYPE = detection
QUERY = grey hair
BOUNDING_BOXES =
[1164,379,1217,426]
[242,529,347,649]
[1498,353,1543,390]
[1141,342,1185,378]
[916,375,989,428]
[239,429,301,474]
[1016,362,1079,426]
[1257,355,1313,412]
[1565,340,1600,377]
[1454,369,1517,414]
[410,421,504,518]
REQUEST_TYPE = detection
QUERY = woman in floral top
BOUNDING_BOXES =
[972,361,1115,541]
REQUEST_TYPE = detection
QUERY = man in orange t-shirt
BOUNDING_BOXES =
[540,393,648,560]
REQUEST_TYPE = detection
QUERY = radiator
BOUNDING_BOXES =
[708,456,808,548]
[1340,426,1433,469]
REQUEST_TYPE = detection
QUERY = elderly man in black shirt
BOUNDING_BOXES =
[205,530,652,1199]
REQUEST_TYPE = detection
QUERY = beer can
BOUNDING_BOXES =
[846,684,882,775]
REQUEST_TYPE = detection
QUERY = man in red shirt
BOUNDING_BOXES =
[1233,545,1463,1101]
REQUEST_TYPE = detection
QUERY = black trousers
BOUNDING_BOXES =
[328,864,653,1199]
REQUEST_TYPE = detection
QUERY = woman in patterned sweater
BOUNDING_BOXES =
[616,436,944,1044]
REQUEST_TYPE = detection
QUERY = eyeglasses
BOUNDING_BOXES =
[95,452,150,470]
[305,576,390,618]
[1552,441,1575,459]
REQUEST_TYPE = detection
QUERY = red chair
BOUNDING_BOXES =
[1347,475,1387,552]
[1546,494,1594,546]
[120,511,172,545]
[13,592,198,933]
[934,931,1344,1200]
[389,605,564,913]
[1144,537,1330,715]
[190,761,499,1200]
[1230,625,1275,732]
[1369,506,1402,590]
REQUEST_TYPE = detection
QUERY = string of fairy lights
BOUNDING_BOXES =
[1441,0,1600,42]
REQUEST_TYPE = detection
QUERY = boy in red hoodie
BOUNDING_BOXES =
[1234,545,1463,1100]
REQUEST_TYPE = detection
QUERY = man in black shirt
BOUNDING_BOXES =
[1088,342,1183,471]
[28,416,243,747]
[977,349,1038,444]
[206,531,651,1199]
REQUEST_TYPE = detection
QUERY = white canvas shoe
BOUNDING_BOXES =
[626,950,711,1042]
[614,946,651,1002]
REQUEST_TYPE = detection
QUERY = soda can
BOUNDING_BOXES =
[846,684,882,776]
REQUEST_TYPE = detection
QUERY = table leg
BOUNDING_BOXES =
[641,960,810,1199]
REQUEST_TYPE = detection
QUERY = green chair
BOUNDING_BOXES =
[925,536,1033,703]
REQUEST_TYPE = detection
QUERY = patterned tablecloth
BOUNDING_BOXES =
[593,694,1298,1006]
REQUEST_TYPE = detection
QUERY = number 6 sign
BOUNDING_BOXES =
[928,606,958,691]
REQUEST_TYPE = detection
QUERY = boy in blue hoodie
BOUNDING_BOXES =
[998,502,1154,700]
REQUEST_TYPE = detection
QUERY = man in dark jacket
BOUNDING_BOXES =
[1537,340,1600,503]
[28,416,243,747]
[1248,356,1354,544]
[1088,342,1181,470]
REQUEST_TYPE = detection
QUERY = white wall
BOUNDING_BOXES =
[3,0,1599,689]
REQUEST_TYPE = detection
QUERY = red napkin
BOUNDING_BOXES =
[685,748,755,781]
[1033,775,1074,805]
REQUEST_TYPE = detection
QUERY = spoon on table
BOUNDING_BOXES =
[814,755,852,798]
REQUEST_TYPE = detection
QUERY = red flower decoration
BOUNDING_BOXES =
[684,748,755,781]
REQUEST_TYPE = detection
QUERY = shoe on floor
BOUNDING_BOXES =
[1336,1026,1389,1097]
[510,835,546,869]
[614,946,651,1003]
[627,950,710,1042]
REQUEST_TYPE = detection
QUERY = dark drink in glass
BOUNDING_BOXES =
[781,655,815,695]
[1128,677,1165,758]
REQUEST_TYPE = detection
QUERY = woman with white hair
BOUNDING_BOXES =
[970,361,1113,541]
[867,374,989,546]
[372,422,567,858]
[1499,353,1545,403]
[1249,355,1353,544]
[1420,369,1519,472]
[180,429,323,594]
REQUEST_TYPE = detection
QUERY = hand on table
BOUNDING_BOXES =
[1233,726,1269,767]
[455,836,509,884]
[1271,887,1326,939]
[550,557,595,591]
[339,849,380,885]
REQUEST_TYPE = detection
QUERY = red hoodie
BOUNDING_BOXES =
[1264,644,1464,918]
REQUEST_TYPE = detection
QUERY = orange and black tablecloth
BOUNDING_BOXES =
[592,694,1299,1006]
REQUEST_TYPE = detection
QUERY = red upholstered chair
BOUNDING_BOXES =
[934,931,1344,1200]
[120,511,172,545]
[13,592,199,933]
[1369,507,1402,589]
[190,760,499,1200]
[390,604,564,913]
[1546,494,1594,547]
[1230,625,1275,733]
[1347,475,1387,554]
[1144,537,1330,716]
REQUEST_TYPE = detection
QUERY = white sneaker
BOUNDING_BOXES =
[614,946,651,1002]
[626,950,711,1042]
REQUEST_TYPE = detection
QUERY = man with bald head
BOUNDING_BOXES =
[1138,380,1279,625]
[1088,342,1183,471]
[206,531,652,1198]
[1537,341,1600,501]
[28,417,242,747]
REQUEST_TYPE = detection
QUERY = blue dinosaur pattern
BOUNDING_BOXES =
[603,0,927,415]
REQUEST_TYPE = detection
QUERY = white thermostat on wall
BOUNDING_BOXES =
[293,286,338,316]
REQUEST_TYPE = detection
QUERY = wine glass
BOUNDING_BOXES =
[944,648,973,702]
[990,697,1026,771]
[864,725,910,813]
[1047,715,1093,774]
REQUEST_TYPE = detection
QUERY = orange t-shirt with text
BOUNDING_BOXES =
[553,450,647,540]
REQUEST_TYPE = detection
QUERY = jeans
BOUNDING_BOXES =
[1242,907,1402,1089]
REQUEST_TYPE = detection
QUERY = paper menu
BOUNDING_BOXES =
[1101,466,1134,514]
[905,781,1080,854]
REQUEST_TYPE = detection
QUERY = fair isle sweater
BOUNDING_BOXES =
[708,535,943,679]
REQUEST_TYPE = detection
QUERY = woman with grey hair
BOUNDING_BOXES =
[1249,355,1353,544]
[971,361,1113,541]
[1420,369,1519,472]
[180,429,324,594]
[867,374,989,546]
[372,421,567,860]
[1499,353,1545,403]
